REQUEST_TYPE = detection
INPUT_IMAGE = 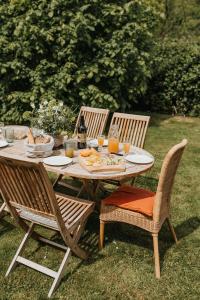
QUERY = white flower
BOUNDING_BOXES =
[30,103,35,109]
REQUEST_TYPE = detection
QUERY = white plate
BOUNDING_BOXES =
[125,154,154,164]
[0,140,8,148]
[89,139,108,147]
[43,156,72,166]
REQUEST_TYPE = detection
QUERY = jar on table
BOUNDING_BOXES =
[108,124,119,154]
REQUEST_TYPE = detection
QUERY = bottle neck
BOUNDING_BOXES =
[80,116,85,126]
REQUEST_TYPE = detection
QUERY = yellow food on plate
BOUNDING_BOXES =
[80,148,100,157]
[80,148,92,157]
[85,154,101,166]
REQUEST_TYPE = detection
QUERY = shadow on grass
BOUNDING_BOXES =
[103,216,200,272]
[20,212,104,285]
[135,175,158,192]
[149,114,172,128]
[0,218,15,238]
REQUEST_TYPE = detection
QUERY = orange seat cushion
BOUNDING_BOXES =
[103,185,155,217]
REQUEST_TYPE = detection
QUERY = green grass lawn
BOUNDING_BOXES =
[0,114,199,299]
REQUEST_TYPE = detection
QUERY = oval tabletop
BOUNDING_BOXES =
[59,147,154,180]
[0,140,154,180]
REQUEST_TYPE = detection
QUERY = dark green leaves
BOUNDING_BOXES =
[0,0,157,123]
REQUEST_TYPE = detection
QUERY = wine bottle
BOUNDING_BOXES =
[77,115,87,149]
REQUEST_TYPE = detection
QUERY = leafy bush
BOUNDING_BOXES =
[145,39,200,116]
[0,0,158,124]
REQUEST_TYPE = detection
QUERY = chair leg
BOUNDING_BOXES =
[131,177,136,185]
[48,247,71,298]
[166,218,178,244]
[6,223,34,277]
[152,233,160,279]
[53,174,63,188]
[0,202,6,218]
[99,220,105,250]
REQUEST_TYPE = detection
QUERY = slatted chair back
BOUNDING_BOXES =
[109,113,150,148]
[74,106,109,138]
[0,157,60,221]
[153,139,187,223]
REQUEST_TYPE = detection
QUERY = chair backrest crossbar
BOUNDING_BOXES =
[153,139,187,222]
[74,106,109,139]
[109,112,150,148]
[0,157,58,219]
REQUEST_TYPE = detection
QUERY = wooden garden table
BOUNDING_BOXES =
[0,139,154,199]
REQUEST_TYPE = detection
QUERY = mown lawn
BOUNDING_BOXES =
[0,114,199,300]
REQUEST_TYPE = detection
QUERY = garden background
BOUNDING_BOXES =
[0,1,200,299]
[0,0,200,123]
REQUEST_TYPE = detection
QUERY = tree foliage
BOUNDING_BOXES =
[145,40,200,116]
[0,0,158,123]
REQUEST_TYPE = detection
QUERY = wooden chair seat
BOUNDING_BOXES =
[56,194,94,229]
[19,194,93,231]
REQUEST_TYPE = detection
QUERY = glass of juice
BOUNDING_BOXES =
[97,134,105,151]
[123,141,131,155]
[64,139,77,158]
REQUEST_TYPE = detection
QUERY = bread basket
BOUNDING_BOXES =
[24,135,54,157]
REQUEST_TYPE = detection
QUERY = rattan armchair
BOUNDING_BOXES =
[99,139,187,278]
[0,157,94,298]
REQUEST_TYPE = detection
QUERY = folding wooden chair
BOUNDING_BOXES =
[99,139,188,278]
[0,157,94,298]
[74,106,110,139]
[54,106,110,194]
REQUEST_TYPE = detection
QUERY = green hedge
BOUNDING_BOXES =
[144,39,200,116]
[0,0,158,123]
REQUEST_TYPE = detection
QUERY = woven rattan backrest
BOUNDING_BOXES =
[109,113,150,148]
[0,157,58,219]
[153,139,188,222]
[74,106,109,139]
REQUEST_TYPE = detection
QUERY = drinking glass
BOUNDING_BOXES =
[123,141,131,155]
[97,134,105,151]
[0,122,4,140]
[5,128,14,143]
[64,139,77,158]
